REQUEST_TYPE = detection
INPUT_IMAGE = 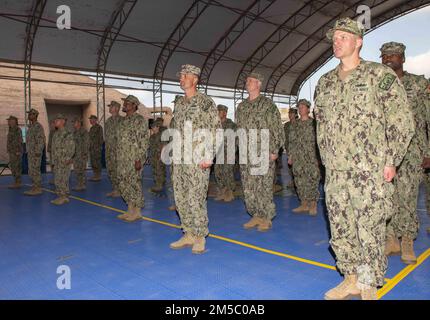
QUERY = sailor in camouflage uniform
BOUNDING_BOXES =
[288,99,320,216]
[284,107,297,189]
[236,72,285,232]
[314,18,415,300]
[380,42,430,264]
[6,116,23,189]
[149,117,167,193]
[105,100,123,197]
[116,95,149,222]
[23,108,46,196]
[214,104,237,202]
[169,64,220,254]
[50,114,75,205]
[72,117,89,191]
[88,115,104,182]
[47,119,56,185]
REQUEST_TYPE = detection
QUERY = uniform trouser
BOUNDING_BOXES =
[106,151,120,191]
[387,161,421,240]
[172,164,209,237]
[151,158,166,187]
[292,162,320,202]
[8,152,21,181]
[167,166,175,206]
[240,161,276,220]
[424,171,430,213]
[54,162,72,197]
[118,161,144,208]
[215,163,235,190]
[28,153,42,188]
[287,164,294,183]
[325,169,394,287]
[74,156,88,187]
[90,148,102,175]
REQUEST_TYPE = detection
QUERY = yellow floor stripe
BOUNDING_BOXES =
[39,185,398,284]
[377,248,430,299]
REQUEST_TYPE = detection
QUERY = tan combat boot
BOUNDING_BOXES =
[214,188,226,201]
[273,184,283,194]
[8,179,22,189]
[401,237,417,264]
[192,237,206,254]
[90,173,101,182]
[117,205,134,220]
[223,189,234,202]
[24,187,43,196]
[292,201,309,213]
[50,196,70,205]
[360,284,378,300]
[257,219,272,232]
[73,184,86,191]
[308,201,318,216]
[168,205,177,211]
[243,216,261,229]
[123,206,143,223]
[384,234,401,256]
[106,190,120,197]
[170,233,195,249]
[324,274,361,300]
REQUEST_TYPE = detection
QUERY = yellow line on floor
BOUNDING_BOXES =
[39,185,394,281]
[377,248,430,299]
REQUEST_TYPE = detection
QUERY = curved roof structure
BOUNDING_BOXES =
[1,0,429,105]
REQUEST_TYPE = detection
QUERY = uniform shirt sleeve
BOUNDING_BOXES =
[314,78,327,166]
[267,101,285,154]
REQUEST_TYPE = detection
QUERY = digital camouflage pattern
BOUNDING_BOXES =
[89,123,104,176]
[288,119,320,202]
[235,95,285,220]
[171,92,220,237]
[149,126,167,189]
[26,121,46,188]
[215,118,237,191]
[388,73,430,240]
[73,127,89,187]
[7,125,23,181]
[314,59,415,287]
[117,112,149,208]
[51,127,75,197]
[105,115,123,191]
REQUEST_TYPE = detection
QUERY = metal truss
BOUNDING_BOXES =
[23,0,47,127]
[199,0,276,93]
[293,0,430,96]
[96,0,137,125]
[232,0,332,108]
[152,0,213,110]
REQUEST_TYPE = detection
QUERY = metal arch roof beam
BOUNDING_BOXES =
[232,0,333,107]
[96,0,138,125]
[199,0,276,93]
[23,0,47,127]
[292,0,430,96]
[265,0,371,98]
[152,0,213,108]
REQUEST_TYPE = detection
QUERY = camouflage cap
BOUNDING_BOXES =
[6,115,18,121]
[89,115,98,120]
[121,94,140,106]
[379,42,406,57]
[26,108,39,116]
[326,17,365,41]
[217,104,228,112]
[107,100,121,108]
[297,99,311,108]
[177,64,201,77]
[288,107,298,114]
[247,72,264,82]
[55,113,67,120]
[72,116,83,123]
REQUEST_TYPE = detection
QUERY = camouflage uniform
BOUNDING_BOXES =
[105,113,123,191]
[314,59,415,287]
[236,94,285,221]
[171,92,220,237]
[149,120,167,190]
[117,112,149,209]
[51,122,75,197]
[73,125,89,188]
[289,118,320,202]
[6,117,22,183]
[88,119,104,177]
[26,110,46,189]
[215,116,237,192]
